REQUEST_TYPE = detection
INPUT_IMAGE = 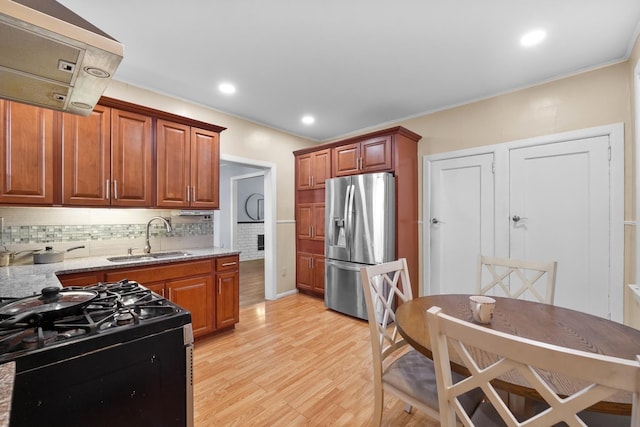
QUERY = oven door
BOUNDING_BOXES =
[11,325,192,427]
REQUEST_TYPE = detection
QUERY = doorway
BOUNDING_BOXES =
[217,154,276,302]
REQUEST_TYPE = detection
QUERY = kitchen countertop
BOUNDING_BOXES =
[0,361,14,427]
[0,247,239,298]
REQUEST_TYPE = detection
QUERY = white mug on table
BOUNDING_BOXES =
[469,295,496,323]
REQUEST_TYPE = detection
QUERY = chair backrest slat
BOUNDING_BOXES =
[477,255,558,304]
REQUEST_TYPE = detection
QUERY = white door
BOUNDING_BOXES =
[426,153,495,295]
[509,136,611,318]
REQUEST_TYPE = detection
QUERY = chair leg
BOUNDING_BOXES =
[373,387,383,426]
[404,403,413,413]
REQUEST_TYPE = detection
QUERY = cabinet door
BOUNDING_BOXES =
[310,149,331,189]
[296,149,331,190]
[0,100,54,204]
[167,275,214,338]
[312,203,325,241]
[62,105,111,206]
[312,254,325,293]
[296,252,314,292]
[296,153,314,190]
[332,143,360,177]
[110,109,153,207]
[297,202,324,241]
[361,135,392,172]
[297,203,313,240]
[156,119,190,208]
[190,127,220,208]
[216,270,239,328]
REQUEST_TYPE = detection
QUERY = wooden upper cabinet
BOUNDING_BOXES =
[0,100,54,205]
[190,127,219,209]
[296,148,331,190]
[156,119,220,209]
[156,120,191,208]
[332,135,392,177]
[110,109,153,207]
[62,104,111,206]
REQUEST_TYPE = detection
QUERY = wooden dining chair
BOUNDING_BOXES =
[426,305,640,427]
[477,255,558,304]
[360,259,483,426]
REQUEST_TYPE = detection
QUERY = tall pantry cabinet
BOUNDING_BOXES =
[293,126,421,299]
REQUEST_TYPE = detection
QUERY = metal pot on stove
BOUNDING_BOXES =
[33,245,85,264]
[0,286,98,327]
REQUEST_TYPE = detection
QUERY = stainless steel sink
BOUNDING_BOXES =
[107,251,191,263]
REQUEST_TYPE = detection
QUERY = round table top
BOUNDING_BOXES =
[395,294,640,415]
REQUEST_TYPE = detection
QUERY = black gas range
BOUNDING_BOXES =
[0,280,194,427]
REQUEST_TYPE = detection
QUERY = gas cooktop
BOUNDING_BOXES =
[0,280,191,368]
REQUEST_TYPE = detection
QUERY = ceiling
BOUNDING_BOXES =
[58,0,640,142]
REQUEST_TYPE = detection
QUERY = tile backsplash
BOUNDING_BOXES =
[2,222,212,244]
[0,207,214,260]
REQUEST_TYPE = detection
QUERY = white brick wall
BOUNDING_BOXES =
[237,222,265,261]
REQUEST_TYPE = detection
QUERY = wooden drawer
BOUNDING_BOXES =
[215,255,239,271]
[105,259,213,283]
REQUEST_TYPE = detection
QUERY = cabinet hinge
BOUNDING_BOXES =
[491,162,495,174]
[608,145,612,161]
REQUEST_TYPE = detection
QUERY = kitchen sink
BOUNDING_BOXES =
[107,251,191,263]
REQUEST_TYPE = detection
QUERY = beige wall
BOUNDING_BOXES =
[333,44,637,322]
[103,81,316,294]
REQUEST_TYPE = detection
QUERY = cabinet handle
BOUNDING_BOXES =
[308,176,312,187]
[168,288,172,300]
[310,175,314,187]
[218,278,222,294]
[222,262,237,267]
[311,225,314,238]
[186,185,190,202]
[106,179,110,200]
[192,186,196,202]
[113,180,118,200]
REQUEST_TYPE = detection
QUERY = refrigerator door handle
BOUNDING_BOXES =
[346,183,355,254]
[326,258,362,272]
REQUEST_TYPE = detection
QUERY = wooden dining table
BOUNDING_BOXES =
[395,294,640,416]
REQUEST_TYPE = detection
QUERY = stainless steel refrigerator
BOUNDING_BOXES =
[324,172,395,319]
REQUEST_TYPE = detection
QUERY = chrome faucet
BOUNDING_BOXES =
[144,216,173,254]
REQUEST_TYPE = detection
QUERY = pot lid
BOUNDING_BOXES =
[0,286,98,317]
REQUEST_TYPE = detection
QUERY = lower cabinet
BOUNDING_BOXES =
[215,256,240,328]
[167,275,214,337]
[296,252,325,295]
[57,254,240,338]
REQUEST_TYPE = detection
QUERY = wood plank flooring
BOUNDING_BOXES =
[193,293,439,426]
[239,259,265,308]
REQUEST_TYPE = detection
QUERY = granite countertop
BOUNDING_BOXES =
[0,247,239,298]
[0,361,14,427]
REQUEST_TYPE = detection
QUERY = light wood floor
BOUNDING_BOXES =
[193,292,439,426]
[239,259,266,308]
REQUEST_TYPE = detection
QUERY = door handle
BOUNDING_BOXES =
[431,217,445,224]
[512,215,528,222]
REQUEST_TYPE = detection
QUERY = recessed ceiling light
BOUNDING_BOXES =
[301,115,315,125]
[520,29,546,47]
[218,82,236,95]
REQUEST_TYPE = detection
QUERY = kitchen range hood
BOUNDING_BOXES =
[0,0,123,116]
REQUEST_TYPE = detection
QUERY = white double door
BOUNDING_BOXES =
[424,124,623,321]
